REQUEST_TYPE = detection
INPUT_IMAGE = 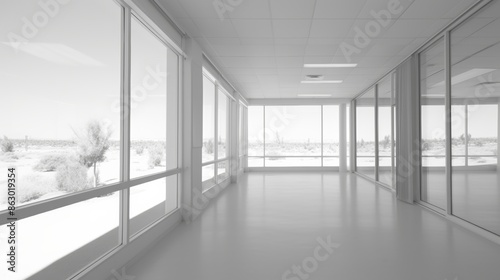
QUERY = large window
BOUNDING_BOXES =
[202,71,232,191]
[0,2,181,279]
[0,0,122,210]
[248,105,343,167]
[130,17,167,179]
[248,106,264,167]
[450,3,500,236]
[356,88,376,179]
[323,106,340,167]
[238,102,248,171]
[419,38,447,210]
[129,16,179,237]
[354,73,397,187]
[378,75,395,187]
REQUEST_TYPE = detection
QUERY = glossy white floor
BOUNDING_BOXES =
[127,172,500,280]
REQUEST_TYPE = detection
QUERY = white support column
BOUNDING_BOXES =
[166,48,179,211]
[230,93,239,183]
[182,37,204,222]
[350,100,356,172]
[339,104,347,172]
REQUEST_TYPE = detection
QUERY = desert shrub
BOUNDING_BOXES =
[1,136,14,153]
[18,173,57,203]
[204,139,214,155]
[422,141,430,151]
[148,143,164,168]
[34,154,68,172]
[55,160,92,193]
[267,150,279,161]
[135,145,145,155]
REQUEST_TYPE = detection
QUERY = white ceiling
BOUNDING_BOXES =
[156,0,480,99]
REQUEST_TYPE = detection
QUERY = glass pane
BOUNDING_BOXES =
[378,74,394,187]
[265,157,321,167]
[202,164,216,191]
[420,38,447,210]
[323,157,340,167]
[239,104,244,157]
[451,3,500,235]
[323,106,339,159]
[248,157,264,167]
[130,17,167,179]
[248,106,264,156]
[129,175,177,237]
[265,106,321,159]
[217,160,229,182]
[0,192,119,280]
[217,89,229,159]
[356,88,376,179]
[346,104,351,171]
[0,0,121,210]
[202,76,215,163]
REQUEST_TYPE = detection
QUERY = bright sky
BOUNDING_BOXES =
[0,0,171,141]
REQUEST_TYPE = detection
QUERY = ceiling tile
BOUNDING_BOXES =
[383,19,449,38]
[401,0,475,19]
[274,44,307,56]
[274,38,309,45]
[313,0,367,19]
[178,0,225,19]
[228,0,271,19]
[239,37,274,45]
[192,18,238,37]
[305,44,338,56]
[309,19,354,38]
[272,20,312,38]
[232,19,274,38]
[156,0,478,99]
[357,0,415,19]
[276,56,305,67]
[270,0,317,19]
[219,57,276,68]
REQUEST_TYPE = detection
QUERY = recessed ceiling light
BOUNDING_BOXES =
[301,80,343,84]
[304,63,357,68]
[305,74,324,80]
[297,94,332,97]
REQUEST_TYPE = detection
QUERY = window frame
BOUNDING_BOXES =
[202,70,234,191]
[246,104,343,168]
[0,2,183,278]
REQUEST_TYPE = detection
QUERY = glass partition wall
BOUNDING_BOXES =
[247,105,344,168]
[356,88,377,180]
[354,73,396,189]
[419,38,447,210]
[417,0,500,237]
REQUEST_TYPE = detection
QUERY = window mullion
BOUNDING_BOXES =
[120,5,132,245]
[214,84,219,183]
